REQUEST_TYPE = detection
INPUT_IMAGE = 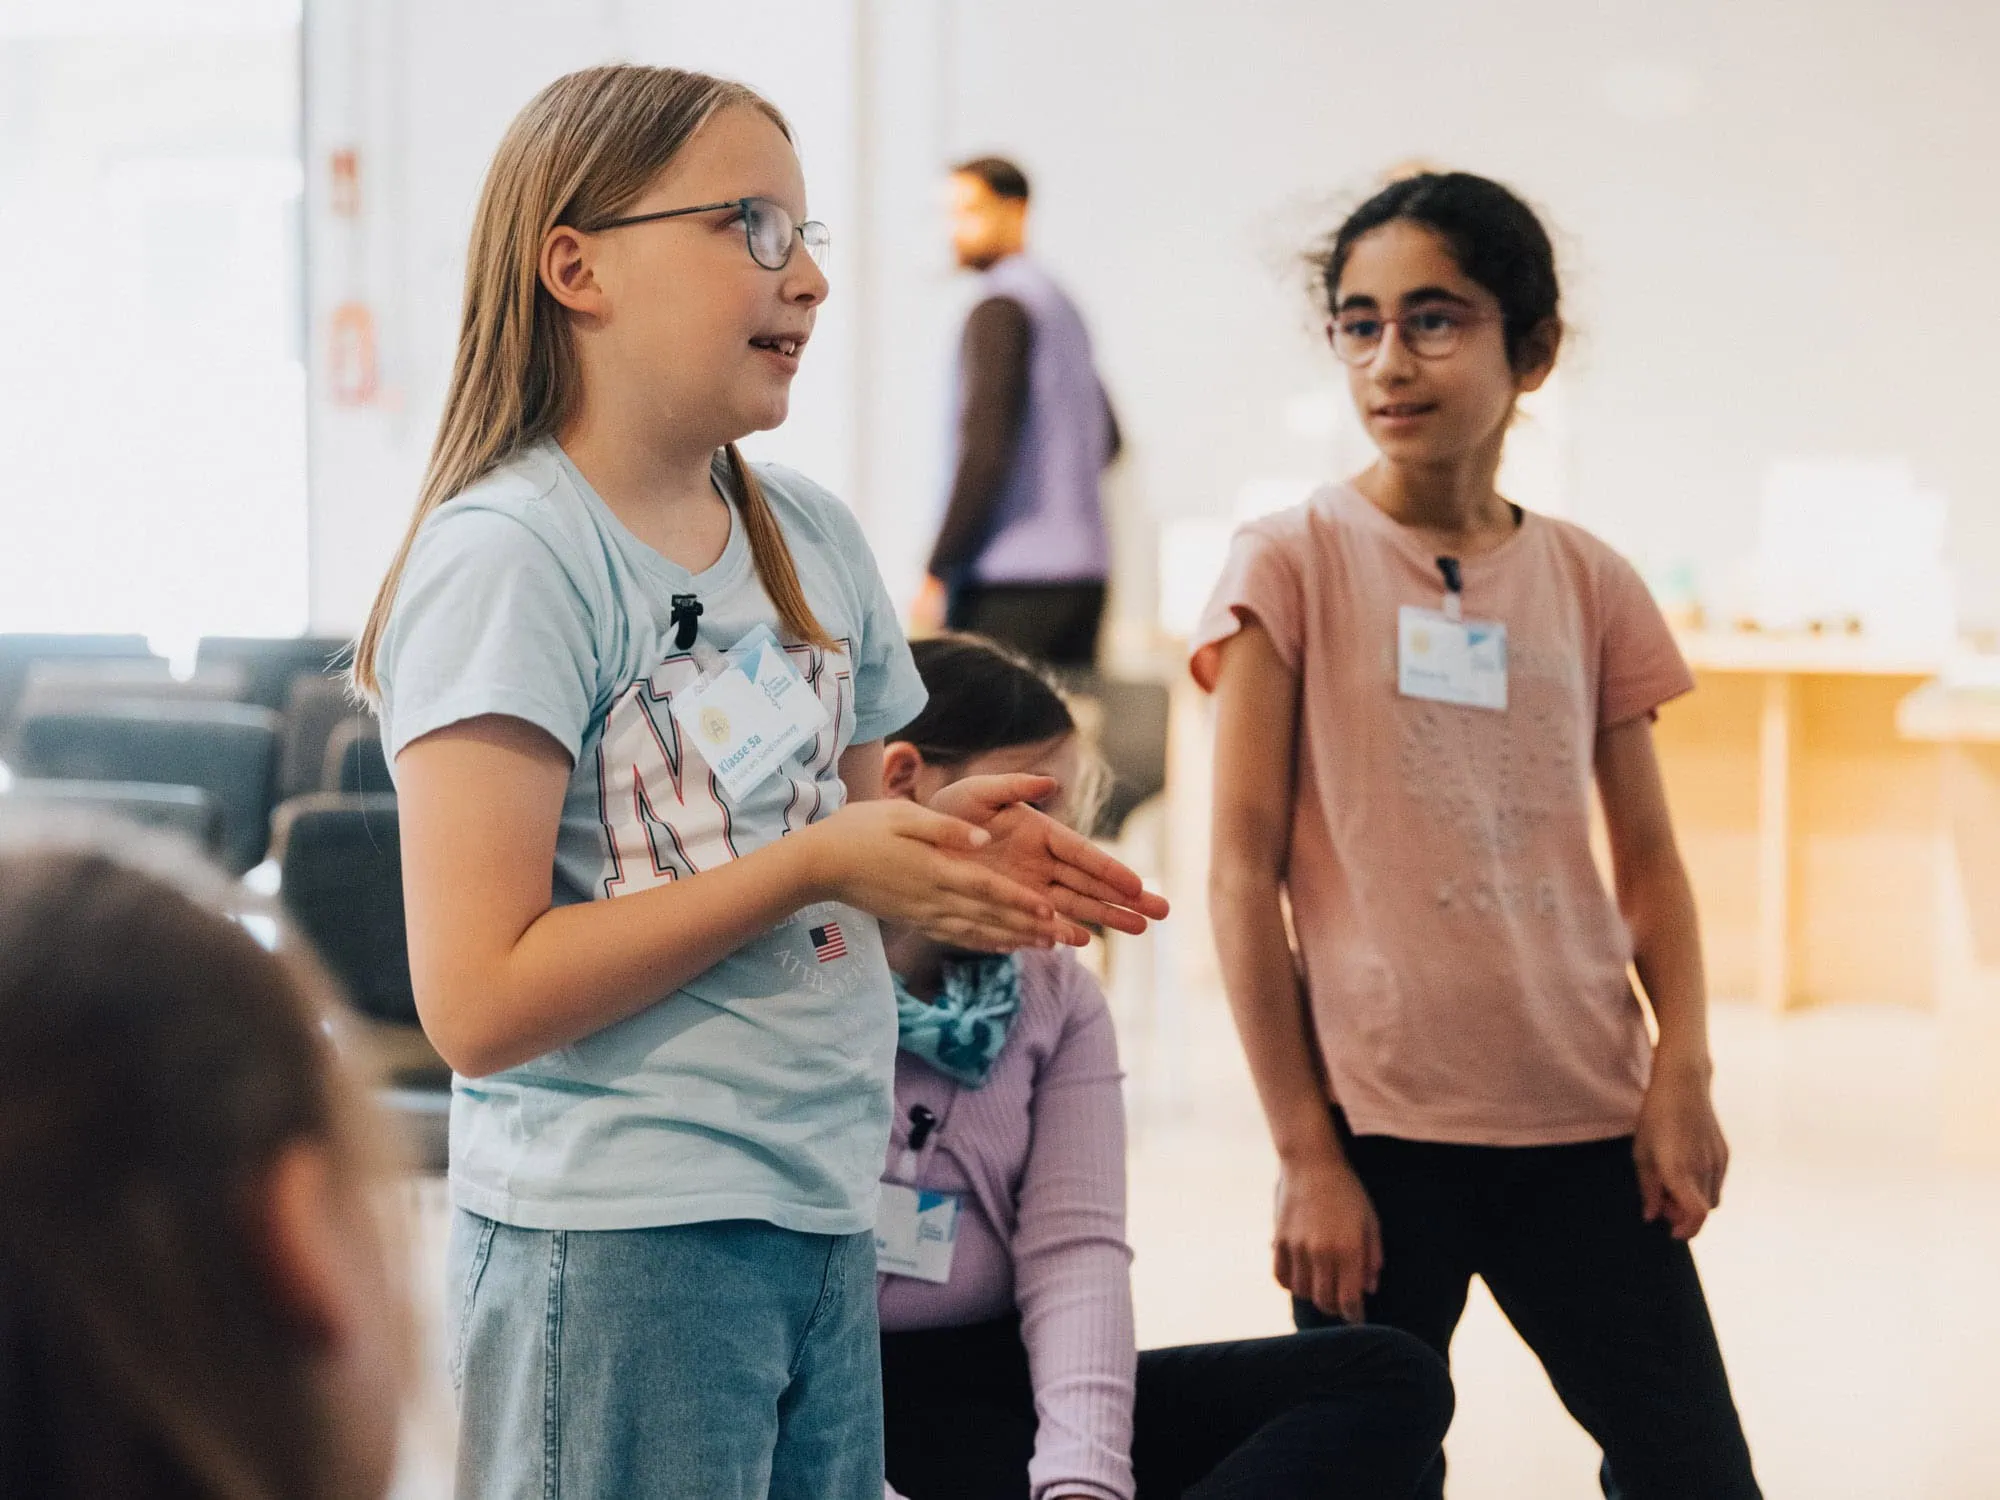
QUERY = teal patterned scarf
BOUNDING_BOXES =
[892,954,1023,1089]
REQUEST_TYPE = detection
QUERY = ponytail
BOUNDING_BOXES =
[724,444,834,651]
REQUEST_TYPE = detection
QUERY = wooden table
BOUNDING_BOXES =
[1655,633,1944,1011]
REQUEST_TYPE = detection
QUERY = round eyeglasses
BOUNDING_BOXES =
[593,196,830,272]
[1331,306,1490,366]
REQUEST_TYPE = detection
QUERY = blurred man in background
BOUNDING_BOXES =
[913,156,1121,668]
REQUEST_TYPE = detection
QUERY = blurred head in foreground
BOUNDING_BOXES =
[0,828,409,1500]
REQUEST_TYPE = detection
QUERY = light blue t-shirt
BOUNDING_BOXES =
[377,440,927,1233]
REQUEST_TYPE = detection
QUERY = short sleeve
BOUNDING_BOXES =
[1187,521,1307,692]
[376,505,598,764]
[1596,549,1695,730]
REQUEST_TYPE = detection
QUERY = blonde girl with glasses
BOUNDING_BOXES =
[1194,173,1760,1499]
[350,65,1165,1500]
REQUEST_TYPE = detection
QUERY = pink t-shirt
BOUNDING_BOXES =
[1190,485,1695,1147]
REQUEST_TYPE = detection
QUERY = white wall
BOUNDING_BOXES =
[306,0,2000,632]
[919,0,2000,624]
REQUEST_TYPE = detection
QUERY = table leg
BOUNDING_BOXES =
[1755,672,1798,1010]
[1937,745,2000,1161]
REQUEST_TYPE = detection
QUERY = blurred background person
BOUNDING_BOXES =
[912,157,1122,669]
[0,830,410,1500]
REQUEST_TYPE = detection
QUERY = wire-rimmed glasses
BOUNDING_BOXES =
[1331,307,1491,366]
[593,196,829,272]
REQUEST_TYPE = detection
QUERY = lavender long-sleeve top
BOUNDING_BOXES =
[878,947,1137,1500]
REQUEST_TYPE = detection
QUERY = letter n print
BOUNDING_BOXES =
[595,656,739,897]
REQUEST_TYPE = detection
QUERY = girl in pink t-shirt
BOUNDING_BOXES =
[1194,172,1760,1499]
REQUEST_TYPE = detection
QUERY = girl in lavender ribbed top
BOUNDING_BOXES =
[874,634,1452,1500]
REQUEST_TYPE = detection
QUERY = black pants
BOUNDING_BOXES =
[1295,1119,1761,1500]
[946,580,1107,668]
[880,1314,1451,1500]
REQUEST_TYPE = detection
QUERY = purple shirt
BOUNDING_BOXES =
[955,255,1113,585]
[879,948,1136,1500]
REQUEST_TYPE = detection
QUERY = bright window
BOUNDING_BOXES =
[0,0,306,650]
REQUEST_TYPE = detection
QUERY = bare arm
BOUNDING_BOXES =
[1208,625,1330,1164]
[1207,623,1379,1318]
[397,717,1065,1077]
[839,737,885,802]
[1598,717,1708,1070]
[1596,714,1728,1239]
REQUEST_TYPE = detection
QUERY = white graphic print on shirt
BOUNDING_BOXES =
[595,638,855,898]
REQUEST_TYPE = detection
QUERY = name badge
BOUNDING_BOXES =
[875,1183,961,1283]
[669,625,830,802]
[1398,605,1508,712]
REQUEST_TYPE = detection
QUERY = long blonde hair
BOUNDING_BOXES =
[352,65,832,700]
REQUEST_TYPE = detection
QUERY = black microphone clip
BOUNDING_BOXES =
[669,593,703,652]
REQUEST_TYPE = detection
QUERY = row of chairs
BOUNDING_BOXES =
[0,634,390,874]
[0,634,440,1167]
[8,696,388,872]
[0,632,359,718]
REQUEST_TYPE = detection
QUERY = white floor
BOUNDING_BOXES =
[391,984,2000,1499]
[1121,974,2000,1500]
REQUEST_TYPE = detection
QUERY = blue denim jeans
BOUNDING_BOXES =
[449,1211,883,1500]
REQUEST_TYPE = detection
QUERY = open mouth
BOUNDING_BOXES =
[1373,401,1437,419]
[750,335,805,358]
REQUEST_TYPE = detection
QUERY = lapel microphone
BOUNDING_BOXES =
[669,593,703,651]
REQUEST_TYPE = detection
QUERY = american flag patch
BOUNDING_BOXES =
[809,923,848,963]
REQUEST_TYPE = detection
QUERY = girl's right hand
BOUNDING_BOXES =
[1275,1153,1383,1324]
[799,799,1068,952]
[928,773,1170,937]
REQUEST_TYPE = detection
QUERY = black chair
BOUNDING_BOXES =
[15,703,281,875]
[0,777,223,854]
[1068,675,1171,840]
[272,793,448,1173]
[197,635,352,712]
[0,633,155,750]
[324,716,391,795]
[380,1087,450,1175]
[15,659,247,720]
[282,675,368,801]
[274,793,415,1026]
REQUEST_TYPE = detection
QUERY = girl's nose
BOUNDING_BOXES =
[786,249,829,307]
[1369,321,1417,377]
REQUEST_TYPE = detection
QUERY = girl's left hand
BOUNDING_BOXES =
[928,773,1170,943]
[1633,1063,1729,1241]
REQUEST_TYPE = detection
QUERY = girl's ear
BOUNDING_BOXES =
[540,224,606,319]
[1513,316,1562,394]
[881,741,926,802]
